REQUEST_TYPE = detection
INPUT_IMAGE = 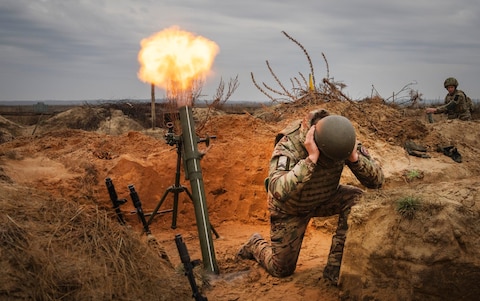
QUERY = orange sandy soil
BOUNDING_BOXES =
[1,100,479,300]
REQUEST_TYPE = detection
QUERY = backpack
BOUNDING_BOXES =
[463,92,474,113]
[456,90,474,113]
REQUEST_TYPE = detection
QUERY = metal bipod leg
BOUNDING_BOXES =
[145,140,219,238]
[146,184,185,228]
[146,184,219,238]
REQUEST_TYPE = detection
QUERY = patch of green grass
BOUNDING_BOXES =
[396,196,422,219]
[403,169,424,182]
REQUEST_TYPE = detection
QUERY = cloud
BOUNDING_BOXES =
[1,0,479,102]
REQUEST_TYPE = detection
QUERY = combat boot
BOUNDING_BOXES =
[237,233,263,260]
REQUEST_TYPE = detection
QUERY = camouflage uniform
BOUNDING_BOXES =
[436,89,471,121]
[239,109,384,283]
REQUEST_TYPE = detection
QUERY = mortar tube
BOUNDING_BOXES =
[178,105,219,274]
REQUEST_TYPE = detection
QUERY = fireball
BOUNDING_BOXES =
[137,26,219,105]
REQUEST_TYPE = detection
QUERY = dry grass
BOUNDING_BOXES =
[395,195,422,219]
[0,183,190,301]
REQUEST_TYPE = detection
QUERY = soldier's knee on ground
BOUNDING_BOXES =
[270,265,295,278]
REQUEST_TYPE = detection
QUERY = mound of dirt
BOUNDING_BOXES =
[0,116,25,143]
[35,106,111,133]
[96,109,145,135]
[1,100,480,300]
[0,182,192,301]
[342,183,480,300]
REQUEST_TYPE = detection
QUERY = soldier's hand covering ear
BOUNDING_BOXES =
[305,126,319,164]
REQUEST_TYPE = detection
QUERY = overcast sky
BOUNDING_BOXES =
[1,0,480,103]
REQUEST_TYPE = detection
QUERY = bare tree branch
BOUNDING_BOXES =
[322,53,329,80]
[224,75,239,102]
[250,31,345,105]
[266,60,296,99]
[282,30,316,88]
[251,72,276,102]
[384,81,419,104]
[196,75,240,131]
[263,81,290,97]
[323,78,351,102]
[299,72,308,87]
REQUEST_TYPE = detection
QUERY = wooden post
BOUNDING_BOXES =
[151,83,155,130]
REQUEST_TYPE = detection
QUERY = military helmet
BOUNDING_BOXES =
[444,77,458,88]
[314,115,356,161]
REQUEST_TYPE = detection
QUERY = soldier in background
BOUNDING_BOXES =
[237,109,384,285]
[426,77,472,121]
